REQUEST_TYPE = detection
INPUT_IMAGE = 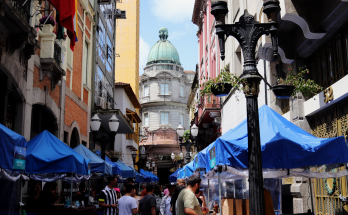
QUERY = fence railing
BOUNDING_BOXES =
[11,0,31,22]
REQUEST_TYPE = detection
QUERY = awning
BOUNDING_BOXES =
[93,109,133,134]
[169,168,182,182]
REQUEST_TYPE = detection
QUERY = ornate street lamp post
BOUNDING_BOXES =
[210,1,281,215]
[132,145,147,173]
[177,124,199,162]
[90,114,119,160]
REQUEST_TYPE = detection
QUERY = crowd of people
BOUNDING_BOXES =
[98,175,208,215]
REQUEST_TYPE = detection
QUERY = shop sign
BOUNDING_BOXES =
[13,146,26,170]
[209,146,216,170]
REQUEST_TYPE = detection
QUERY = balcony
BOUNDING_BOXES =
[0,0,38,58]
[126,137,138,151]
[40,25,65,90]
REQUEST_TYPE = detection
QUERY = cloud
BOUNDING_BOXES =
[150,0,195,24]
[139,37,151,75]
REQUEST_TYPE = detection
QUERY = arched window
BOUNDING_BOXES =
[31,104,57,139]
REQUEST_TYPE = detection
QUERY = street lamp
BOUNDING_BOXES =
[177,124,199,162]
[210,2,281,215]
[171,153,175,160]
[132,146,148,173]
[90,114,119,160]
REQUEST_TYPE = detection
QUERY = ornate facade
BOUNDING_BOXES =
[139,28,195,183]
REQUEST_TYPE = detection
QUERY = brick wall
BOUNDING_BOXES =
[72,26,83,98]
[86,16,91,31]
[83,88,88,105]
[66,69,71,89]
[33,65,60,107]
[64,95,88,136]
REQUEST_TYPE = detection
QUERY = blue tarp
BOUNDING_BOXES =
[115,161,135,178]
[169,168,182,182]
[140,169,158,182]
[73,144,113,176]
[204,105,348,170]
[26,131,90,175]
[193,146,210,170]
[0,123,27,171]
[94,150,122,175]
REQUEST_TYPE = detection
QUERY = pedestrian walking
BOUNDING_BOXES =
[154,185,162,215]
[160,182,176,215]
[139,184,156,215]
[170,179,186,215]
[176,175,204,215]
[118,184,138,215]
[99,177,118,215]
[163,186,169,196]
[141,184,148,197]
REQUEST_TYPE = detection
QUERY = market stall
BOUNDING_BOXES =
[180,105,348,214]
[0,124,28,215]
[169,168,182,182]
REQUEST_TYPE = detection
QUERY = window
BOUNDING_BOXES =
[180,85,184,97]
[180,114,184,125]
[161,83,169,95]
[144,113,149,126]
[98,18,106,63]
[83,41,89,85]
[144,85,149,96]
[161,112,169,125]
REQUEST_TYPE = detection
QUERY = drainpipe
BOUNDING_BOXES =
[264,60,268,105]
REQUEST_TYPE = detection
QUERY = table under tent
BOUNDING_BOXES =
[179,105,348,215]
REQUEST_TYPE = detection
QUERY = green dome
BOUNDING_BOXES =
[146,28,181,66]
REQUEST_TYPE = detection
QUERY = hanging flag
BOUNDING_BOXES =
[48,0,77,51]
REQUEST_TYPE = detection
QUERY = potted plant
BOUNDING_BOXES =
[200,69,244,97]
[173,154,183,164]
[106,150,123,162]
[272,66,322,99]
[183,130,191,142]
[40,15,56,26]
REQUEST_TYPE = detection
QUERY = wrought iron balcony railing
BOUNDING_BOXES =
[54,42,61,65]
[11,0,31,22]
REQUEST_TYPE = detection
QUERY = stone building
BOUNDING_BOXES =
[139,28,195,183]
[192,0,348,214]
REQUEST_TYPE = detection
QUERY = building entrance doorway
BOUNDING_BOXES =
[157,167,171,185]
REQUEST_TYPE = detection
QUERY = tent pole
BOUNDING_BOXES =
[19,174,23,215]
[219,172,222,214]
[309,178,314,213]
[208,179,210,210]
[70,174,73,203]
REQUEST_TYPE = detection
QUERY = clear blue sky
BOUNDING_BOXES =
[139,0,198,75]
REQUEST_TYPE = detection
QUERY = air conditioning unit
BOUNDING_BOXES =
[96,97,105,108]
[114,9,121,15]
[99,0,111,5]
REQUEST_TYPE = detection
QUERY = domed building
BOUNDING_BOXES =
[139,28,195,182]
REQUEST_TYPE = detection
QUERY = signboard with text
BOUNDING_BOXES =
[209,146,216,170]
[13,146,26,170]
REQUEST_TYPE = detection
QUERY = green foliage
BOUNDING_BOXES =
[199,69,245,97]
[183,130,191,142]
[173,154,183,162]
[106,150,124,161]
[274,66,323,98]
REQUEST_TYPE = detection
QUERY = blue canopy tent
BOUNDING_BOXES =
[204,105,348,176]
[26,131,90,176]
[116,161,135,178]
[73,144,113,176]
[127,166,145,183]
[140,169,157,182]
[0,123,27,172]
[94,150,122,175]
[147,170,159,182]
[169,168,182,182]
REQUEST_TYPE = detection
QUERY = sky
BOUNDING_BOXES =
[139,0,198,75]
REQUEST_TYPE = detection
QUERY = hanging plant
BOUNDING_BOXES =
[39,16,56,26]
[173,154,183,163]
[199,69,245,97]
[272,66,323,99]
[183,130,191,142]
[106,150,123,162]
[169,167,175,173]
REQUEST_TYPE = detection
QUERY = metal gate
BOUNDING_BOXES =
[309,98,348,215]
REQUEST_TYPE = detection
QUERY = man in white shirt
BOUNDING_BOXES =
[118,184,138,215]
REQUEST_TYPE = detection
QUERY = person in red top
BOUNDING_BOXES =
[141,184,148,197]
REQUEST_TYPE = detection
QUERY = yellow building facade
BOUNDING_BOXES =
[115,0,140,99]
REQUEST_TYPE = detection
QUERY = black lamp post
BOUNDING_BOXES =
[210,1,281,215]
[90,114,119,160]
[176,124,199,163]
[132,145,147,173]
